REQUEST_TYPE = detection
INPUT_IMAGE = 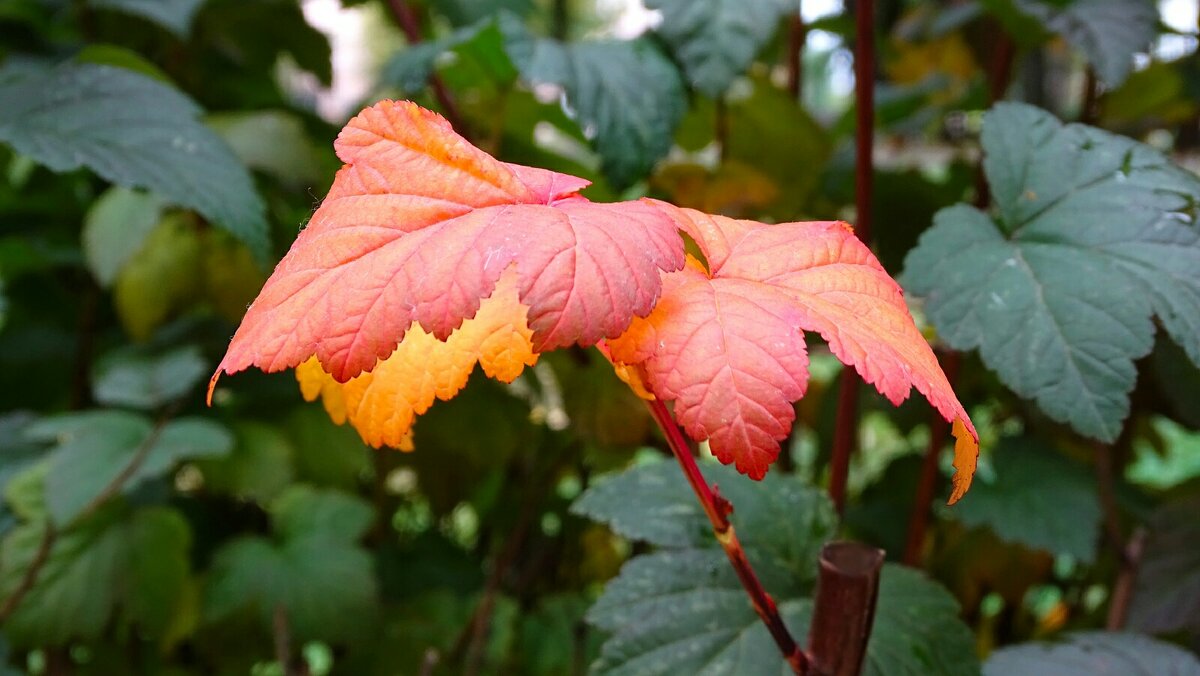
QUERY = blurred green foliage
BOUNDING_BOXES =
[0,0,1199,674]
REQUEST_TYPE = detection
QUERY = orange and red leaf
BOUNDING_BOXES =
[607,204,980,501]
[211,100,684,387]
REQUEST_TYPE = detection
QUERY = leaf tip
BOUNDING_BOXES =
[946,417,978,505]
[206,369,222,407]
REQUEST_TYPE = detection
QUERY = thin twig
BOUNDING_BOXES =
[0,524,56,623]
[274,604,310,676]
[785,14,806,100]
[829,0,878,515]
[454,462,543,674]
[645,399,809,674]
[1079,67,1099,126]
[1106,527,1146,630]
[1093,441,1127,559]
[0,409,177,622]
[384,0,468,134]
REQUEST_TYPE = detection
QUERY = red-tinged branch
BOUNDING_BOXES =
[808,542,885,676]
[786,14,806,99]
[830,0,877,515]
[645,399,810,674]
[1106,527,1146,630]
[384,0,468,135]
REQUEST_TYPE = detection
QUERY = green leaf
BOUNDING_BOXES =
[1128,497,1200,634]
[951,438,1101,562]
[27,411,232,525]
[194,422,294,503]
[904,102,1200,442]
[0,63,267,257]
[0,507,190,648]
[203,487,378,643]
[380,23,488,95]
[1128,417,1200,490]
[269,485,374,543]
[983,631,1200,674]
[89,0,205,37]
[573,461,835,561]
[283,406,371,491]
[207,110,328,186]
[1012,0,1158,86]
[112,213,204,341]
[81,186,166,287]
[92,345,209,410]
[522,38,687,189]
[576,463,978,675]
[646,0,793,96]
[431,0,534,27]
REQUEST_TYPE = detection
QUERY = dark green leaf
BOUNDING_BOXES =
[28,412,232,525]
[0,64,267,257]
[952,438,1101,561]
[203,487,378,643]
[1128,497,1200,634]
[380,23,488,95]
[577,463,977,675]
[81,187,166,287]
[1013,0,1158,86]
[283,406,371,491]
[194,421,294,502]
[522,38,686,189]
[646,0,793,96]
[89,0,205,37]
[904,102,1200,441]
[983,631,1200,674]
[0,507,190,648]
[91,345,209,410]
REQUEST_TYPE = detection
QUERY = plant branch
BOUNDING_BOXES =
[274,604,310,676]
[0,523,56,623]
[645,399,810,674]
[830,0,878,515]
[808,542,885,676]
[785,14,806,99]
[1106,527,1146,630]
[0,408,178,622]
[384,0,468,135]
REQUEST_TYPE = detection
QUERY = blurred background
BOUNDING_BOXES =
[1,0,1199,674]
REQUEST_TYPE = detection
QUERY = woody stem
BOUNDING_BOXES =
[645,398,810,675]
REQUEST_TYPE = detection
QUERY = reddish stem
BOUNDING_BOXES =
[645,399,809,674]
[384,0,468,134]
[830,0,877,515]
[786,14,806,99]
[808,543,885,676]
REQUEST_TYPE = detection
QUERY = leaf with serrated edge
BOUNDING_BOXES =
[212,100,684,394]
[607,204,978,499]
[295,267,536,449]
[983,631,1200,675]
[904,102,1200,442]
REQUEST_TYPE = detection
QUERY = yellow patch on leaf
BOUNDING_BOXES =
[296,267,538,449]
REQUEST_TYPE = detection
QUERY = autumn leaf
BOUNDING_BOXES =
[210,99,684,388]
[606,204,979,501]
[294,267,537,449]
